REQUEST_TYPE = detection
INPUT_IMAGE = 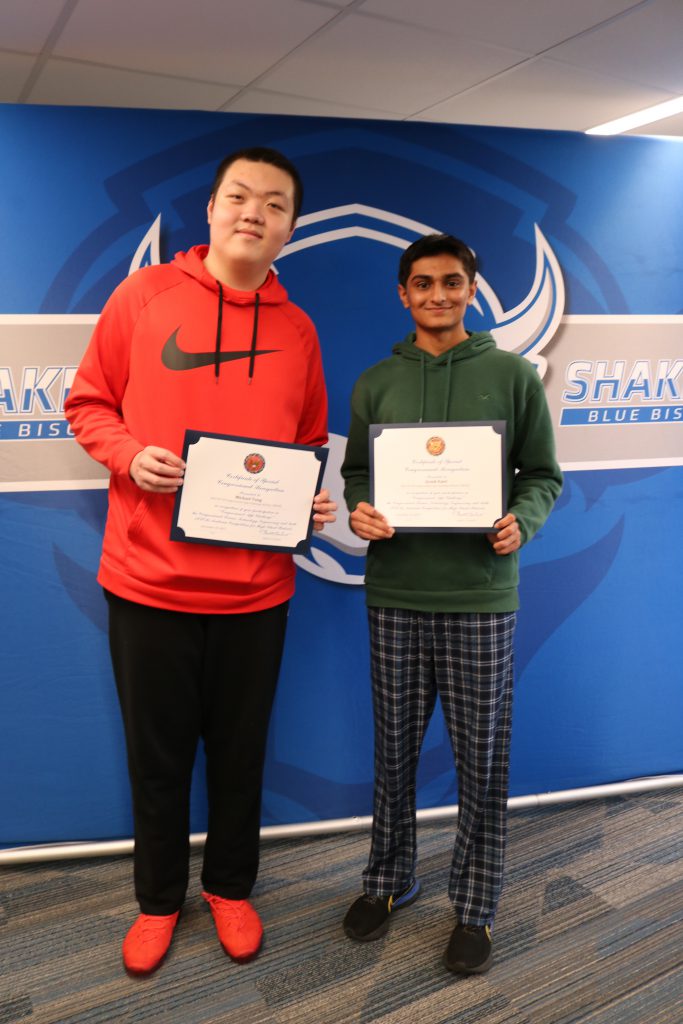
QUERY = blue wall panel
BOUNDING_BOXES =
[1,106,681,845]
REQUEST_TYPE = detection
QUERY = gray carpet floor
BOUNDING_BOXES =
[1,790,681,1023]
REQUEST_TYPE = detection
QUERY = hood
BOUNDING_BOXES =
[170,245,289,382]
[172,245,289,307]
[392,331,496,363]
[391,331,497,422]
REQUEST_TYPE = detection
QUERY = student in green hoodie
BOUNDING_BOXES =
[341,233,562,975]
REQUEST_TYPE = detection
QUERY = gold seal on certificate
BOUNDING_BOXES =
[426,435,446,456]
[171,430,328,553]
[370,421,506,532]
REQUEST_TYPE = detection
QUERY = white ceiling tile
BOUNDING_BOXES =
[548,0,683,93]
[0,0,679,136]
[415,58,674,132]
[0,0,68,52]
[257,13,531,114]
[227,87,397,119]
[28,59,238,110]
[625,110,683,137]
[52,0,335,85]
[360,0,642,52]
[0,53,37,102]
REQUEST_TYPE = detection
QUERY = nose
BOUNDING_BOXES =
[431,283,448,304]
[241,198,265,223]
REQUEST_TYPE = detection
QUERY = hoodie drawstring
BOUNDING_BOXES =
[418,348,455,422]
[443,348,454,421]
[214,283,224,381]
[213,284,261,383]
[248,292,260,385]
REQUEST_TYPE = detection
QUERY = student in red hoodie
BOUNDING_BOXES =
[66,147,335,975]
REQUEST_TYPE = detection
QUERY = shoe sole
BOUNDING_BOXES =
[124,960,167,978]
[343,880,422,942]
[219,939,263,964]
[443,949,493,975]
[123,946,172,978]
[343,916,391,942]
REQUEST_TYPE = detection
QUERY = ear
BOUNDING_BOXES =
[467,278,478,305]
[207,196,214,225]
[397,284,410,309]
[285,220,296,245]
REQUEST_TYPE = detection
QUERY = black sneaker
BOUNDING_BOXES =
[443,922,493,974]
[343,879,421,941]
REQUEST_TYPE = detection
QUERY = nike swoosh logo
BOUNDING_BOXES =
[161,328,281,371]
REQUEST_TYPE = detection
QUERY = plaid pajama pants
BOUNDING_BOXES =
[363,607,516,927]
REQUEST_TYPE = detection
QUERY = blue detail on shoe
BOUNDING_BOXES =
[391,878,421,910]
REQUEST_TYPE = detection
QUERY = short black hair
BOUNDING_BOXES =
[210,147,304,224]
[398,234,477,287]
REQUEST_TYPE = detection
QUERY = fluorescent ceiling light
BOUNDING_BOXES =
[586,95,683,135]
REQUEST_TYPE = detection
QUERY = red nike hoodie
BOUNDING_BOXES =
[65,245,328,612]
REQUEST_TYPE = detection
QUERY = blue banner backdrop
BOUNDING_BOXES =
[1,105,681,845]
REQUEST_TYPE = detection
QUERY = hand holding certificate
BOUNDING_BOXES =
[370,421,506,532]
[171,431,328,553]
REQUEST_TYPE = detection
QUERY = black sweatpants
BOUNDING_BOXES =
[106,591,289,915]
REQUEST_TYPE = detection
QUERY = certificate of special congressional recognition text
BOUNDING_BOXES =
[171,431,328,553]
[370,421,506,532]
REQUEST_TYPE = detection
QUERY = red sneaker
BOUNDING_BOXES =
[122,911,180,975]
[202,892,263,962]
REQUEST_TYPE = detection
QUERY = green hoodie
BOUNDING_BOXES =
[341,331,563,612]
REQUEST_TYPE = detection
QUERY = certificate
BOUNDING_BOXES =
[171,431,328,553]
[370,421,506,532]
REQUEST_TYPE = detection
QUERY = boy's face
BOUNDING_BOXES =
[206,158,296,276]
[398,254,477,335]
